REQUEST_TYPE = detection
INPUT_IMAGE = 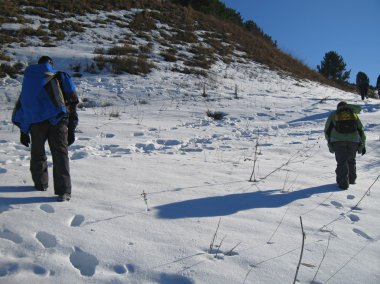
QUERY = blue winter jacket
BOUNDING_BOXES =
[12,63,77,134]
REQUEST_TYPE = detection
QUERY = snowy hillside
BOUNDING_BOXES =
[1,5,380,284]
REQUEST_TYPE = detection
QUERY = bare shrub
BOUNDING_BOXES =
[139,43,153,54]
[93,47,105,55]
[108,44,139,56]
[129,11,156,32]
[48,20,86,33]
[172,66,207,77]
[0,51,11,61]
[24,7,53,19]
[94,55,154,75]
[93,55,107,71]
[160,48,177,62]
[206,110,226,120]
[0,62,24,78]
[17,27,48,38]
[170,29,198,44]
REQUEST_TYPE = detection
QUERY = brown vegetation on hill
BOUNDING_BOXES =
[0,0,353,90]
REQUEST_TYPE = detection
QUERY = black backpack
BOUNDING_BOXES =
[334,107,358,133]
[44,72,78,108]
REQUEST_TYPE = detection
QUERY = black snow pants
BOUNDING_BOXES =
[358,84,369,100]
[30,120,71,195]
[332,141,359,189]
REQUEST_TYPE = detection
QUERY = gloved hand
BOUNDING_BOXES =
[358,143,366,155]
[328,143,334,153]
[67,128,75,146]
[20,132,30,147]
[361,147,366,155]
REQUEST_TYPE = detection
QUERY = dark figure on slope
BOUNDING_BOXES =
[356,71,369,100]
[324,101,366,190]
[12,56,79,202]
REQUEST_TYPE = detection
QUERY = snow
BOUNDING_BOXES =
[1,9,380,284]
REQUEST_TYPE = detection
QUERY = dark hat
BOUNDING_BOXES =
[38,56,53,66]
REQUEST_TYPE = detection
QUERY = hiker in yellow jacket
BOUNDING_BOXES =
[324,101,366,189]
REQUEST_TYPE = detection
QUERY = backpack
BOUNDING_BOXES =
[45,72,78,107]
[334,107,358,133]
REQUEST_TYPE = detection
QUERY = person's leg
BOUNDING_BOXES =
[347,142,359,184]
[30,122,49,190]
[333,142,349,189]
[47,121,71,196]
[360,89,365,100]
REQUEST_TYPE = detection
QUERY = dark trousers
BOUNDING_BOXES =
[359,85,368,100]
[30,120,71,195]
[332,141,359,187]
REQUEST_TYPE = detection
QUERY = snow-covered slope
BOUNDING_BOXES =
[1,7,380,284]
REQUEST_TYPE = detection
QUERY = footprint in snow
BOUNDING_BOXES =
[113,263,135,274]
[126,264,135,273]
[347,194,355,200]
[40,204,55,214]
[70,215,85,227]
[352,228,373,240]
[132,132,144,137]
[0,167,6,174]
[330,201,343,209]
[32,264,49,276]
[0,228,23,244]
[347,214,360,223]
[70,151,89,160]
[113,264,128,274]
[36,231,57,248]
[69,246,99,276]
[0,263,18,277]
[99,133,115,138]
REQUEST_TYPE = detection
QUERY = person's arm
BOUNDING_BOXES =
[357,118,366,143]
[324,113,334,142]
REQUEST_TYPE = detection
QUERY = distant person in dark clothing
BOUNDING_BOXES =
[12,56,79,202]
[356,71,369,100]
[324,101,366,190]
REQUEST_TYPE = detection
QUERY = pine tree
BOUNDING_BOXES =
[317,51,350,83]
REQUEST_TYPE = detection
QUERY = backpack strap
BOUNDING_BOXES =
[44,72,65,108]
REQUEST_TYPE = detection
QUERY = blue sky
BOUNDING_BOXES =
[220,0,380,85]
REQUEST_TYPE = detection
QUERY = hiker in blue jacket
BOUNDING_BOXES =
[12,56,79,202]
[324,101,366,190]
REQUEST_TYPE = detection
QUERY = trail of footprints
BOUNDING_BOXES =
[0,204,136,279]
[326,194,373,239]
[0,194,374,279]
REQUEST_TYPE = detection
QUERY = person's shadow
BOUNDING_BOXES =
[155,184,337,219]
[0,186,56,213]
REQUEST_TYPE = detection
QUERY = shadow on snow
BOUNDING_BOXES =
[155,184,337,219]
[288,111,331,124]
[0,186,56,212]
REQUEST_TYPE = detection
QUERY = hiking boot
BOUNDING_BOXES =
[57,193,71,202]
[338,183,349,190]
[35,185,48,191]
